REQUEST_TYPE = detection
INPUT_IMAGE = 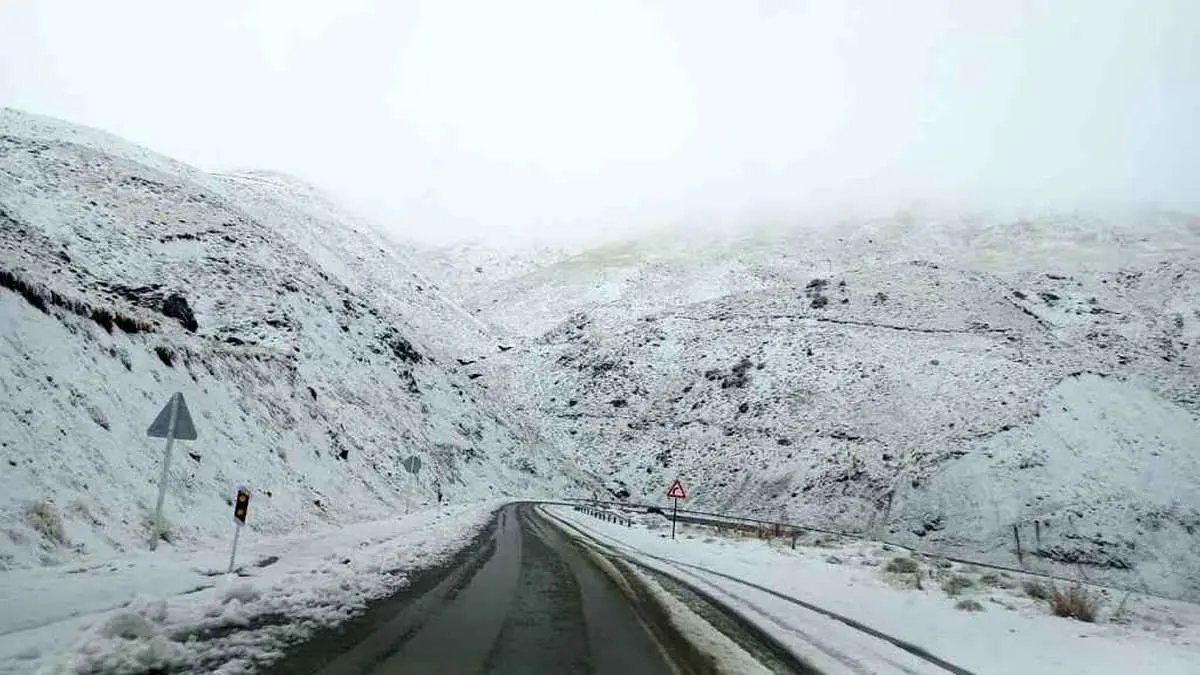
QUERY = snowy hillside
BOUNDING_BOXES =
[440,212,1200,600]
[0,108,592,570]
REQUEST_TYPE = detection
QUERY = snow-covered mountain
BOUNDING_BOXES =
[435,211,1200,600]
[4,106,1199,606]
[0,108,593,570]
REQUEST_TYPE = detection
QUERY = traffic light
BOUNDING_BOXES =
[233,488,251,524]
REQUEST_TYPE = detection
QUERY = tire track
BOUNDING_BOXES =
[544,507,975,675]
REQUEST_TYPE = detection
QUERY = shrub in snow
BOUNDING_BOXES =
[955,599,984,612]
[1024,581,1050,600]
[139,511,173,544]
[25,499,68,545]
[1049,584,1098,622]
[942,574,974,597]
[980,572,1010,588]
[884,556,920,574]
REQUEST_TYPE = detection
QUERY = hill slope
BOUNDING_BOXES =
[0,108,589,569]
[439,213,1200,600]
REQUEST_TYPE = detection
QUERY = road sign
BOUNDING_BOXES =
[233,487,251,525]
[147,393,198,551]
[667,478,688,540]
[228,486,251,575]
[402,455,422,475]
[666,478,688,500]
[147,393,197,440]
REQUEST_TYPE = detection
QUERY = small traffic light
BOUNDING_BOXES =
[233,488,251,525]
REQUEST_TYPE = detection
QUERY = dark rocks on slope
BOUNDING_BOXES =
[154,346,174,367]
[162,294,198,332]
[380,328,424,364]
[721,357,754,389]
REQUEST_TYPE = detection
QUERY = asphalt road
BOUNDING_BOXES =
[266,503,682,675]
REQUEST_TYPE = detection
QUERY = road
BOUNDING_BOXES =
[267,503,798,675]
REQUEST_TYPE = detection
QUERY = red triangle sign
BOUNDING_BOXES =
[666,478,688,500]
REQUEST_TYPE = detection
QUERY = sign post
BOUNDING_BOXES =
[228,487,251,575]
[146,392,198,550]
[666,478,688,540]
[401,455,422,514]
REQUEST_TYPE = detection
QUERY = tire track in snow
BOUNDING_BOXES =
[545,507,975,675]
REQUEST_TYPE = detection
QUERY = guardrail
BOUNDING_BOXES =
[571,503,633,527]
[557,497,1164,600]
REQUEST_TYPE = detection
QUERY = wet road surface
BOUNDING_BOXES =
[269,504,677,675]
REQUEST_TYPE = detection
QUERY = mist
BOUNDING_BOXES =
[2,0,1197,246]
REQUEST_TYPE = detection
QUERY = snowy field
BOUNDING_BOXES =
[546,505,1200,675]
[0,501,502,675]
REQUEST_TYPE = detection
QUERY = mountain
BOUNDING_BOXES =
[5,106,1200,604]
[434,211,1200,600]
[0,108,591,570]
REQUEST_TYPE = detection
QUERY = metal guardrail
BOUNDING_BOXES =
[557,497,1167,600]
[570,503,634,527]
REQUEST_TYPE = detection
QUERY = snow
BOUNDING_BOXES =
[442,211,1200,600]
[547,505,1200,675]
[625,565,774,675]
[0,501,502,674]
[3,104,1199,670]
[0,107,593,571]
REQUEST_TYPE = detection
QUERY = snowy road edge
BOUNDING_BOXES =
[541,505,976,675]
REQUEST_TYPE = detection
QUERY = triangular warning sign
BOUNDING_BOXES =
[147,393,198,440]
[666,478,687,500]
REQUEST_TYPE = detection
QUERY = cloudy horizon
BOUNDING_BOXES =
[2,0,1197,246]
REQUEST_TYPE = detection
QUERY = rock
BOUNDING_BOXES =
[161,294,198,332]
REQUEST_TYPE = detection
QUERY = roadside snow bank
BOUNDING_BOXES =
[0,501,503,675]
[548,505,1200,675]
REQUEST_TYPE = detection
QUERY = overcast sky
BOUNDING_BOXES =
[2,0,1197,245]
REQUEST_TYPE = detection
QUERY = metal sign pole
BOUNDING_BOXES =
[150,395,180,551]
[227,524,242,575]
[672,498,678,540]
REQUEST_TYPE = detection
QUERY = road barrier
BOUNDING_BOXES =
[561,497,1164,600]
[572,503,633,527]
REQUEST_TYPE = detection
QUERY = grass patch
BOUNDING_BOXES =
[0,267,152,334]
[980,572,1012,588]
[140,511,175,544]
[1049,584,1098,622]
[955,599,985,612]
[1024,581,1050,600]
[884,556,920,574]
[942,574,974,597]
[25,500,68,545]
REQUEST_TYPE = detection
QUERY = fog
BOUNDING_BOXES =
[2,0,1197,246]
